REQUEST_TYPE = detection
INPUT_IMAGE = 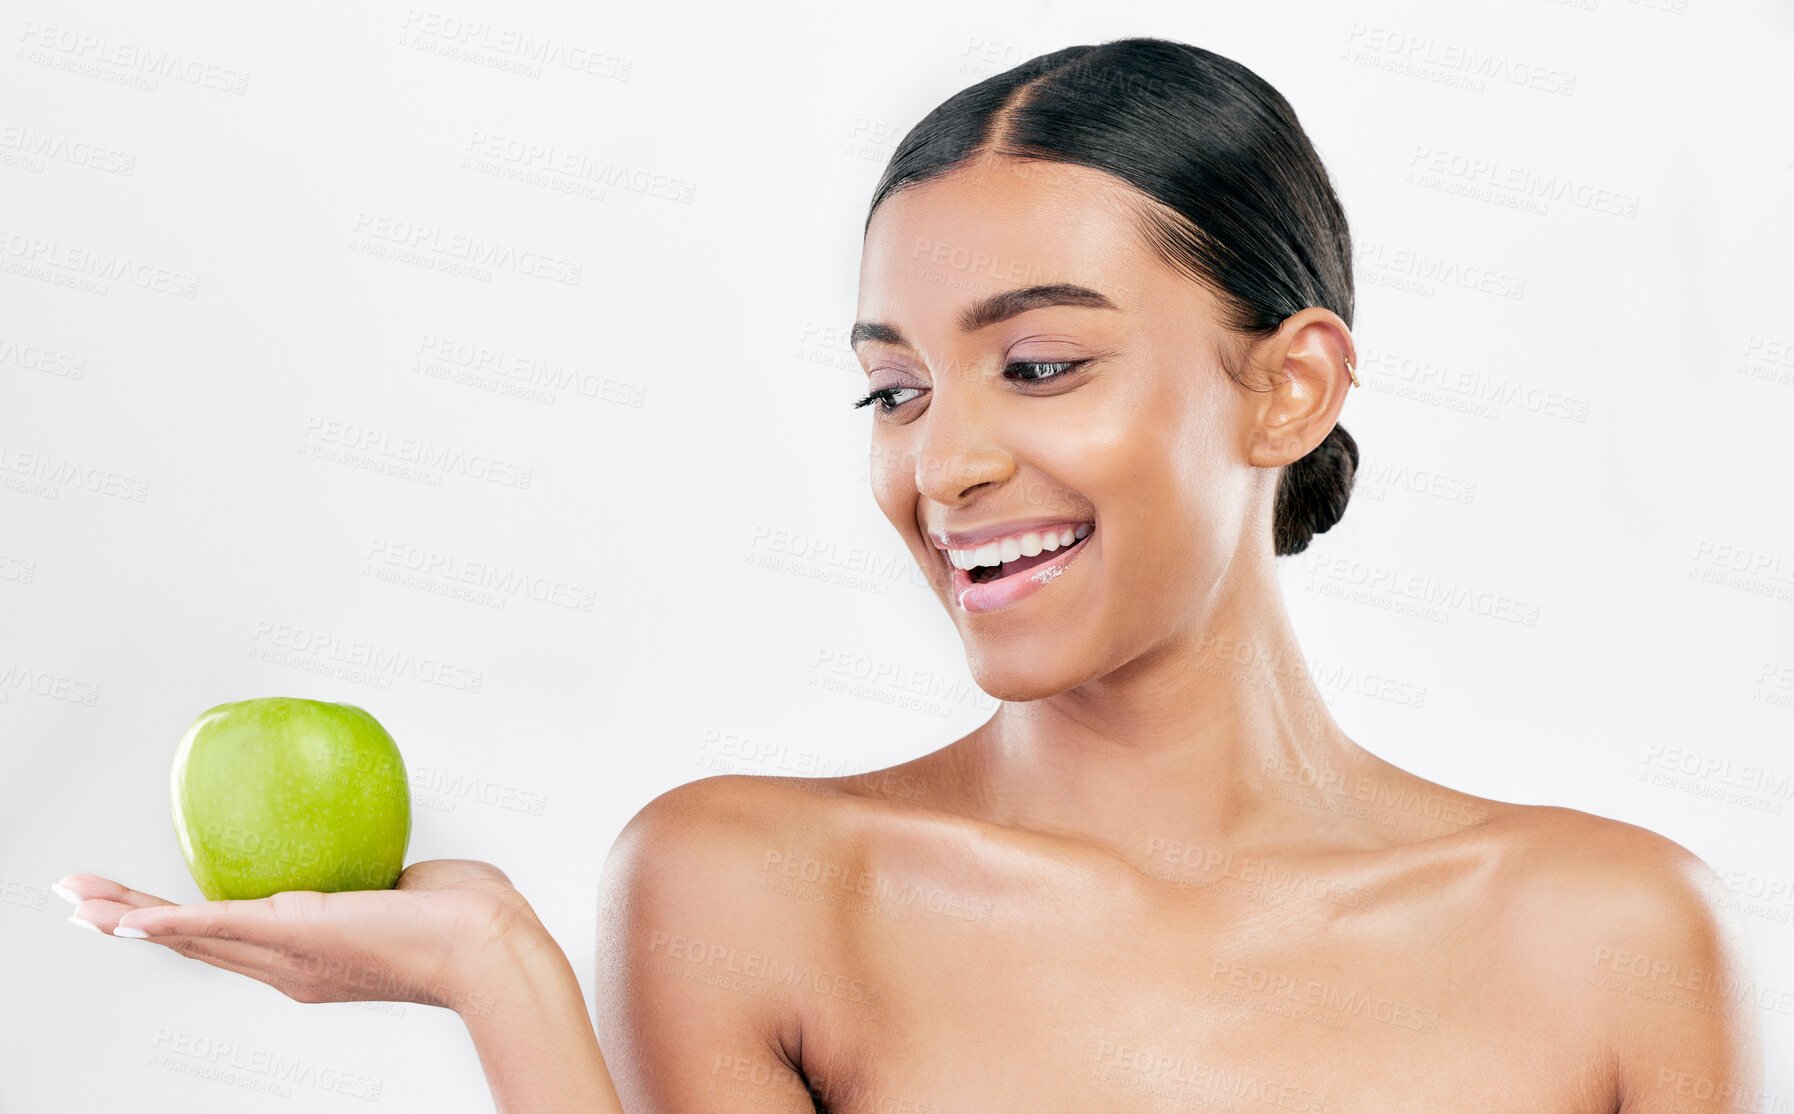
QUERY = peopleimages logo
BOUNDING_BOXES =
[365,537,597,612]
[463,132,697,204]
[1342,24,1577,96]
[299,416,534,490]
[350,212,583,286]
[0,334,86,379]
[398,8,633,81]
[0,228,199,298]
[248,620,484,694]
[13,22,250,94]
[0,442,150,502]
[0,124,136,176]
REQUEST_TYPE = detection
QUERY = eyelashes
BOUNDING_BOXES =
[851,385,918,413]
[852,360,1088,416]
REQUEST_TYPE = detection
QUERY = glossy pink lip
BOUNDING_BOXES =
[947,526,1095,614]
[927,516,1094,550]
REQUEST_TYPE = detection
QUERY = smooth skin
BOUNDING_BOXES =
[62,154,1761,1113]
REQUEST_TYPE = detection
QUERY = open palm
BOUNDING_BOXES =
[57,859,541,1016]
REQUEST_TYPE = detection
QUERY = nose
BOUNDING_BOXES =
[910,377,1014,506]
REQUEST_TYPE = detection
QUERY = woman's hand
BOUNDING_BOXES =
[55,859,545,1019]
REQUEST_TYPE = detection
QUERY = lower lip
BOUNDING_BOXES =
[949,530,1094,614]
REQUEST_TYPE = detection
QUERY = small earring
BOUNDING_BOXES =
[1346,360,1361,388]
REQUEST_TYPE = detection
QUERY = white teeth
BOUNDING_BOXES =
[945,524,1092,570]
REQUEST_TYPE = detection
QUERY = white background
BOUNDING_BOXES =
[3,0,1791,1108]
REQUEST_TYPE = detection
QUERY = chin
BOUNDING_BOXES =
[963,648,1081,704]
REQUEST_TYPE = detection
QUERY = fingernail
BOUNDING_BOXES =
[50,883,81,906]
[67,914,101,933]
[113,924,150,939]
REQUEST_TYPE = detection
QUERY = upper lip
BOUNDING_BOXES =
[927,516,1094,550]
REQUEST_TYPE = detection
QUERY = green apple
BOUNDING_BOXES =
[171,697,411,901]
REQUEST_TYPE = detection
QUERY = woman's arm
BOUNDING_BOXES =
[458,776,831,1113]
[457,922,623,1113]
[592,776,835,1114]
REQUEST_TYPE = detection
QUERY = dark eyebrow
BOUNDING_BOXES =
[849,283,1118,352]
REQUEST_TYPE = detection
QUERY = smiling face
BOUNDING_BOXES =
[855,155,1308,703]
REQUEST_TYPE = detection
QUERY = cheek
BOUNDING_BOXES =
[1156,364,1240,507]
[1046,372,1233,586]
[867,437,916,528]
[1028,374,1191,513]
[1154,382,1253,581]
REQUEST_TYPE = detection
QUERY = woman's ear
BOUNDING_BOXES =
[1242,308,1356,469]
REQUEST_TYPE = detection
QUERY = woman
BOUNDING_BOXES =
[59,38,1761,1112]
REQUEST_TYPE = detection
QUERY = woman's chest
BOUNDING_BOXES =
[792,864,1612,1114]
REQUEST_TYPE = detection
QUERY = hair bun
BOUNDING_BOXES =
[1273,423,1358,556]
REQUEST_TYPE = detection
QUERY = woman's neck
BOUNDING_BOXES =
[950,584,1404,864]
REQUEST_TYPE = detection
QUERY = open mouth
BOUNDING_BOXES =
[946,523,1093,585]
[936,521,1095,614]
[968,533,1089,583]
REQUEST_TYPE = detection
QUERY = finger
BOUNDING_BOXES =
[110,891,323,942]
[71,896,220,939]
[137,933,330,1000]
[54,873,179,911]
[63,904,287,977]
[397,859,513,891]
[138,931,420,1008]
[95,922,328,998]
[138,930,272,966]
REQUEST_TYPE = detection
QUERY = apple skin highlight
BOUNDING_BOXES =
[170,697,412,901]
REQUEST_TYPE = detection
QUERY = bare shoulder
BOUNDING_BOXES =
[609,772,835,847]
[1470,802,1732,926]
[1469,803,1763,1110]
[1459,802,1734,955]
[593,775,881,1111]
[600,773,867,916]
[597,767,975,966]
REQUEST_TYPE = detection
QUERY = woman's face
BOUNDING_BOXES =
[854,155,1306,703]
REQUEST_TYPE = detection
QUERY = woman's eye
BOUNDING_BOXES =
[851,361,1086,417]
[851,385,922,414]
[1006,360,1086,383]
